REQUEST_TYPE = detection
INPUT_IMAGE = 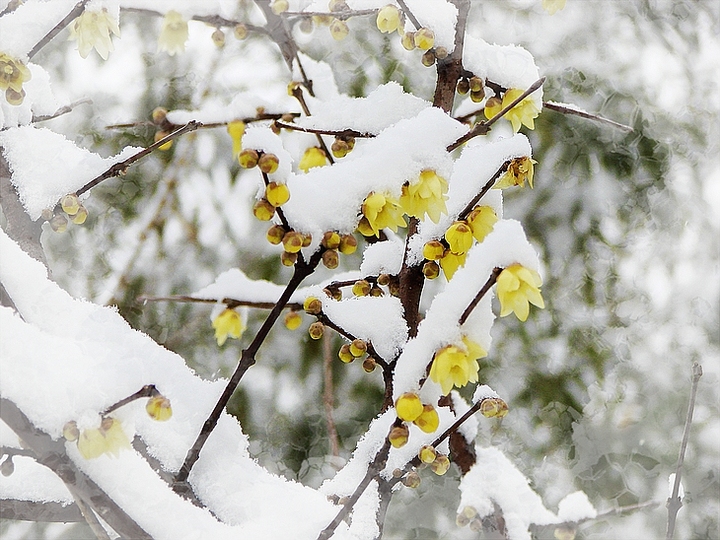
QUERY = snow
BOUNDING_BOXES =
[118,0,240,19]
[0,0,79,58]
[359,237,405,276]
[0,456,73,505]
[401,0,458,53]
[556,490,597,522]
[0,126,142,220]
[191,267,306,304]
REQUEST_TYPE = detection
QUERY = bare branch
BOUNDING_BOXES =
[459,267,503,325]
[27,0,89,59]
[0,499,84,523]
[138,294,303,311]
[274,121,373,139]
[31,99,92,123]
[544,101,634,132]
[666,362,703,540]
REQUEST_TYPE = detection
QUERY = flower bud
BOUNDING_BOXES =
[331,138,350,158]
[338,344,354,363]
[484,96,503,119]
[61,194,81,215]
[281,251,297,266]
[5,87,25,106]
[456,506,477,527]
[457,79,470,95]
[211,28,225,48]
[388,424,409,448]
[322,231,341,249]
[430,454,450,475]
[284,310,302,330]
[282,231,304,253]
[421,50,435,67]
[338,234,358,255]
[71,205,88,225]
[308,321,324,340]
[258,153,280,174]
[362,357,376,373]
[434,46,448,59]
[400,31,415,51]
[352,280,371,297]
[422,240,445,260]
[253,199,276,221]
[303,296,323,315]
[152,107,168,125]
[414,404,440,433]
[271,0,288,14]
[480,397,509,418]
[349,339,367,357]
[423,261,440,280]
[469,76,484,93]
[322,249,339,269]
[470,90,485,103]
[402,471,421,488]
[154,131,173,150]
[266,182,289,207]
[239,149,259,168]
[329,18,349,40]
[266,224,286,245]
[395,392,423,422]
[418,445,436,464]
[302,233,313,247]
[63,421,80,442]
[41,208,54,221]
[413,27,435,50]
[146,395,173,421]
[233,24,248,40]
[49,214,68,233]
[329,0,349,12]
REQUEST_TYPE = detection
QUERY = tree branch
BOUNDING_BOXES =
[543,101,633,132]
[138,294,303,311]
[27,0,89,59]
[0,499,84,523]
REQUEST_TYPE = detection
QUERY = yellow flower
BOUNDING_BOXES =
[360,192,406,237]
[502,88,541,132]
[439,250,466,280]
[77,418,131,459]
[495,156,536,189]
[467,206,498,242]
[395,392,423,422]
[299,147,328,172]
[413,404,439,433]
[445,221,474,255]
[399,169,448,223]
[146,395,173,421]
[69,8,121,60]
[158,10,188,56]
[483,97,502,120]
[429,338,487,395]
[376,5,401,34]
[212,308,244,346]
[496,264,545,321]
[0,52,31,94]
[542,0,567,15]
[227,120,245,159]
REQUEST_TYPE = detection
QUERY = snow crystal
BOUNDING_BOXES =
[0,126,142,220]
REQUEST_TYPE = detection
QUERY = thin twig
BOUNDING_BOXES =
[138,294,303,311]
[458,267,503,325]
[447,77,546,152]
[27,0,89,59]
[666,362,703,540]
[31,99,92,123]
[316,312,389,369]
[457,161,510,219]
[121,7,266,35]
[274,121,373,139]
[396,0,422,30]
[76,121,202,197]
[102,385,158,416]
[543,101,633,132]
[283,9,376,20]
[172,248,325,494]
[289,85,335,164]
[322,333,340,458]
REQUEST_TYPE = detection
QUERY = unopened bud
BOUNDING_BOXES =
[308,321,324,340]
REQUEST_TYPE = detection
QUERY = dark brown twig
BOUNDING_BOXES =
[458,267,503,325]
[274,121,373,139]
[102,384,159,416]
[543,101,633,132]
[27,0,89,59]
[138,294,303,311]
[289,85,335,164]
[31,99,92,123]
[457,161,511,219]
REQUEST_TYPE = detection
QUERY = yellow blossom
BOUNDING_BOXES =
[69,8,121,60]
[429,338,487,395]
[376,5,401,34]
[77,418,130,459]
[483,97,502,120]
[360,192,406,237]
[395,392,423,422]
[495,156,536,189]
[502,88,541,132]
[413,404,439,433]
[399,169,448,223]
[146,395,172,421]
[439,250,466,280]
[299,147,328,172]
[212,308,244,346]
[227,120,245,159]
[444,221,473,254]
[496,264,545,321]
[0,52,31,94]
[158,10,188,56]
[467,206,498,242]
[542,0,567,15]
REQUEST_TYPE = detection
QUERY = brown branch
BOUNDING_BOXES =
[0,499,84,523]
[316,312,389,369]
[102,384,158,416]
[666,362,703,540]
[432,0,470,113]
[138,294,303,311]
[322,333,340,458]
[457,161,511,219]
[274,121,373,139]
[106,113,298,132]
[283,9,376,20]
[31,99,92,123]
[121,7,266,35]
[172,248,325,493]
[543,101,633,132]
[75,121,202,197]
[395,0,422,30]
[459,267,503,325]
[289,85,335,164]
[27,0,89,59]
[447,77,546,152]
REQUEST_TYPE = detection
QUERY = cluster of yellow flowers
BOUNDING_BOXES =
[375,4,436,60]
[0,52,31,105]
[429,337,487,396]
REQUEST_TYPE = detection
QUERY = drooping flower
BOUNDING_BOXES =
[542,0,567,15]
[496,264,545,321]
[429,337,487,395]
[376,5,401,34]
[158,10,188,56]
[399,169,448,223]
[467,206,498,242]
[413,404,439,433]
[1,52,31,105]
[439,250,466,281]
[502,88,541,132]
[227,120,245,159]
[212,308,244,346]
[396,392,423,422]
[77,417,131,459]
[444,221,473,255]
[299,147,328,172]
[68,8,121,60]
[495,156,536,189]
[359,192,406,237]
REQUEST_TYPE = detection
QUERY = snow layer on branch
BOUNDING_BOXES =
[402,0,458,53]
[0,456,73,505]
[459,446,558,540]
[242,125,295,184]
[0,230,346,539]
[463,36,543,107]
[0,0,79,57]
[360,236,405,276]
[191,268,304,304]
[408,134,533,266]
[295,82,429,135]
[394,220,539,400]
[167,91,296,125]
[281,107,467,237]
[557,491,597,522]
[118,0,239,19]
[0,63,61,129]
[0,126,141,220]
[318,292,408,361]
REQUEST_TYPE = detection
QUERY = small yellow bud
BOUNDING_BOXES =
[331,138,350,158]
[154,131,173,150]
[281,251,297,266]
[402,470,421,488]
[61,194,81,216]
[303,296,323,315]
[422,240,445,261]
[376,4,401,34]
[413,27,435,50]
[321,231,341,249]
[271,0,289,14]
[5,87,25,106]
[370,285,383,297]
[470,90,485,103]
[388,424,409,448]
[258,153,280,174]
[71,205,88,225]
[284,310,303,330]
[299,146,328,172]
[266,224,286,245]
[233,24,248,40]
[395,392,423,422]
[308,321,324,340]
[554,526,576,540]
[422,261,440,280]
[421,50,435,67]
[414,404,440,433]
[266,182,290,207]
[302,233,313,247]
[400,31,415,51]
[456,506,478,527]
[146,395,172,421]
[338,344,354,363]
[282,231,304,253]
[484,96,503,120]
[362,357,377,373]
[49,214,68,233]
[329,18,349,41]
[239,149,259,168]
[480,397,509,418]
[253,199,276,221]
[430,454,450,475]
[151,107,168,125]
[329,0,349,11]
[211,28,225,48]
[352,280,371,297]
[469,76,484,93]
[349,339,367,357]
[377,273,391,286]
[63,421,80,442]
[322,249,339,269]
[434,46,448,59]
[457,79,470,95]
[338,234,358,255]
[418,445,437,464]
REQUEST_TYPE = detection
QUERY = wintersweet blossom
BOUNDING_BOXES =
[467,206,498,242]
[429,337,487,395]
[399,169,448,223]
[542,0,567,15]
[444,221,473,254]
[396,392,423,422]
[495,156,536,189]
[69,8,121,60]
[439,250,466,280]
[1,52,31,105]
[158,11,188,56]
[496,264,545,321]
[77,418,131,459]
[413,405,439,433]
[376,5,401,34]
[227,120,245,158]
[359,192,406,237]
[502,88,541,132]
[299,147,328,172]
[212,308,244,346]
